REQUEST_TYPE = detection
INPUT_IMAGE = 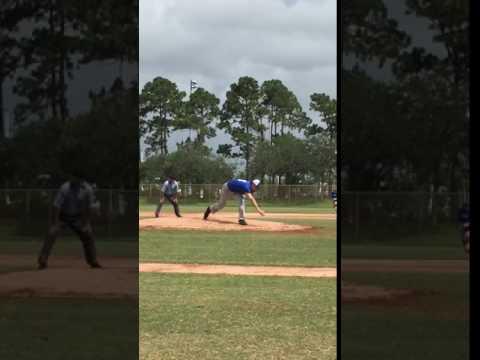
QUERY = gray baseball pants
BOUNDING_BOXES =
[210,183,246,220]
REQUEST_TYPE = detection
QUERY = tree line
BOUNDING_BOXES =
[342,0,469,194]
[0,0,138,189]
[140,76,336,185]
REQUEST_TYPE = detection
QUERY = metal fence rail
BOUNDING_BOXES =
[0,189,138,240]
[341,191,469,243]
[140,183,337,204]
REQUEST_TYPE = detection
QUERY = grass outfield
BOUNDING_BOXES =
[341,272,469,360]
[342,244,466,260]
[140,218,336,267]
[1,298,138,360]
[0,239,138,258]
[139,198,334,213]
[342,223,466,260]
[140,274,336,360]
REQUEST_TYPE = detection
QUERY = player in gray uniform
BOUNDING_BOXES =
[38,172,101,269]
[155,176,182,218]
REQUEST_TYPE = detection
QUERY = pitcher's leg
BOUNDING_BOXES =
[210,184,230,213]
[205,183,230,219]
[238,195,247,225]
[238,195,246,220]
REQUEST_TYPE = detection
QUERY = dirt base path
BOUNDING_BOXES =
[0,255,138,298]
[341,282,416,302]
[139,212,324,232]
[140,263,336,278]
[342,259,469,303]
[342,259,469,273]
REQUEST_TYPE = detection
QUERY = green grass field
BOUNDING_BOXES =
[139,197,334,213]
[341,233,469,360]
[140,274,336,360]
[342,222,466,260]
[0,217,138,360]
[140,203,337,359]
[0,298,138,360]
[341,271,469,360]
[140,218,335,267]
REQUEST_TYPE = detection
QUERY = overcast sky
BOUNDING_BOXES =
[140,0,337,154]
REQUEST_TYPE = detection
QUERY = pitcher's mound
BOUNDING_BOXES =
[0,257,138,299]
[342,282,415,302]
[140,213,312,232]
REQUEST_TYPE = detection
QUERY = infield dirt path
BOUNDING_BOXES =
[139,211,335,232]
[140,263,336,278]
[342,259,468,273]
[0,255,138,298]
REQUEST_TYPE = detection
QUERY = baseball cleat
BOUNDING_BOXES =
[203,207,211,220]
[90,262,103,269]
[38,261,47,270]
[154,211,159,218]
[238,219,248,225]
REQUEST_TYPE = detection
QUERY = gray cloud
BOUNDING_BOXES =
[140,0,336,152]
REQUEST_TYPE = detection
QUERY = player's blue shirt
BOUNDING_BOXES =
[227,179,252,194]
[458,207,470,223]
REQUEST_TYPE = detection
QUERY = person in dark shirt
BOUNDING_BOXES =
[38,172,101,269]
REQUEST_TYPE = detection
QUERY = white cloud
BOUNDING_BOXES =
[140,0,336,150]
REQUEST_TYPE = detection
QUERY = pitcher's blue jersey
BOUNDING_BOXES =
[227,179,252,194]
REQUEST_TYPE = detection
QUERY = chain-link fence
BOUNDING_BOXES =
[341,191,469,243]
[140,183,336,205]
[0,189,138,241]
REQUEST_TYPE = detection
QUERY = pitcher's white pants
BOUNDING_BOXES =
[210,183,246,220]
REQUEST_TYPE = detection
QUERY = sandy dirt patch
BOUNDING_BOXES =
[341,282,416,302]
[0,255,138,298]
[139,212,327,232]
[140,263,336,278]
[341,259,468,303]
[342,259,469,273]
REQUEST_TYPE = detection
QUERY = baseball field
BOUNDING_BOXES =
[341,229,469,359]
[0,208,139,359]
[139,199,337,360]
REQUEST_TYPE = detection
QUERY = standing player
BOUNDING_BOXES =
[331,191,337,209]
[458,203,470,254]
[155,176,182,218]
[203,178,265,225]
[38,171,101,270]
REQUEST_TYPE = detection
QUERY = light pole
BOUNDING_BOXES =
[188,80,198,141]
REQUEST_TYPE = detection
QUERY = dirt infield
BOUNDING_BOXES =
[342,258,469,303]
[0,255,137,298]
[139,211,334,232]
[342,259,469,273]
[341,282,417,302]
[140,263,336,278]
